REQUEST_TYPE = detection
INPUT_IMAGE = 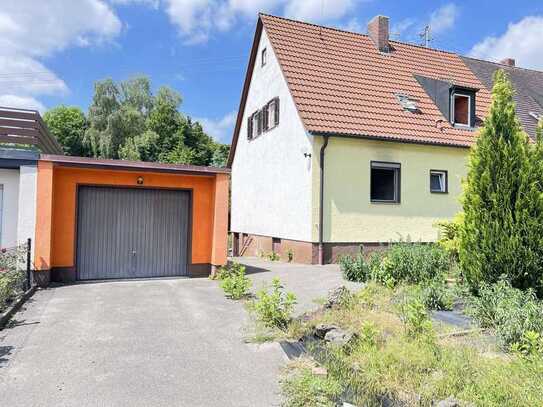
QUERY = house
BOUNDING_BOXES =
[228,14,543,264]
[1,107,230,285]
[0,108,63,259]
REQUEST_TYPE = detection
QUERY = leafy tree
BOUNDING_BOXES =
[147,86,184,153]
[459,70,543,294]
[119,130,160,161]
[43,106,88,156]
[211,143,230,167]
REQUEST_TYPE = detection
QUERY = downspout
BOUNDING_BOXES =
[318,135,329,265]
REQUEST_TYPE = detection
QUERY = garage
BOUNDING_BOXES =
[33,155,229,285]
[76,186,190,280]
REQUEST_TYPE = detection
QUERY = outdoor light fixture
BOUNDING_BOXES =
[137,176,144,185]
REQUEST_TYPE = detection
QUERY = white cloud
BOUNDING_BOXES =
[196,111,237,142]
[0,95,46,113]
[470,16,543,70]
[164,0,361,44]
[0,1,122,110]
[110,0,160,8]
[340,18,364,33]
[284,0,355,23]
[429,3,458,35]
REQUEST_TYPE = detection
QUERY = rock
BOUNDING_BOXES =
[311,366,328,376]
[314,323,338,339]
[324,328,357,346]
[436,397,461,407]
[343,403,358,407]
[325,286,351,308]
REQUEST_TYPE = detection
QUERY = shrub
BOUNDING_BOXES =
[466,280,543,349]
[220,264,251,300]
[418,279,454,311]
[511,331,543,358]
[368,243,450,287]
[338,253,369,282]
[399,297,434,339]
[435,213,464,262]
[249,277,296,329]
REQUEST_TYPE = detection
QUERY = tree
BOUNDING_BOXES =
[211,143,230,167]
[118,130,160,161]
[459,70,543,293]
[43,106,88,156]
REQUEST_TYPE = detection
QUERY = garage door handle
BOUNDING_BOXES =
[132,251,136,255]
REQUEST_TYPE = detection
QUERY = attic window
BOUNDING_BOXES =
[261,48,267,67]
[395,93,418,112]
[452,93,471,127]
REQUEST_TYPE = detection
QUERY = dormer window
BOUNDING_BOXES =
[452,93,470,126]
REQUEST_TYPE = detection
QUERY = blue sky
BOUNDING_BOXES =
[1,0,542,143]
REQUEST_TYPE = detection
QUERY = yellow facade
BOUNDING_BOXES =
[311,136,469,243]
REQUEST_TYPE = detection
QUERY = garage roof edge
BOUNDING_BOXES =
[40,155,231,175]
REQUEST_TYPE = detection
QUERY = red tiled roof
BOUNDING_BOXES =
[260,14,492,147]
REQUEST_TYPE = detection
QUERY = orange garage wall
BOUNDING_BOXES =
[47,166,220,269]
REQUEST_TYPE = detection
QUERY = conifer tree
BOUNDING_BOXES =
[459,70,540,292]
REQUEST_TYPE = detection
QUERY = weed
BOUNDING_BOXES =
[287,248,294,263]
[267,251,280,261]
[220,264,251,300]
[248,278,296,329]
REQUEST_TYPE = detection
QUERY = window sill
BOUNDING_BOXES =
[430,190,448,194]
[370,200,401,205]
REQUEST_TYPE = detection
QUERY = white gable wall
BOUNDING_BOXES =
[231,28,314,242]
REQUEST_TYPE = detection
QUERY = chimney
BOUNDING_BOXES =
[368,15,390,52]
[500,58,516,67]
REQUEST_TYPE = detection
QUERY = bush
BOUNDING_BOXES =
[338,253,369,282]
[418,279,454,311]
[466,280,543,349]
[435,213,463,262]
[249,277,296,329]
[399,297,434,339]
[220,264,251,300]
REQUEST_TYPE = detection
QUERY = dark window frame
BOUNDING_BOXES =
[429,169,448,194]
[267,97,280,130]
[370,161,401,204]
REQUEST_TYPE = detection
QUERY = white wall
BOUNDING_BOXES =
[18,166,37,257]
[0,169,20,248]
[231,28,314,241]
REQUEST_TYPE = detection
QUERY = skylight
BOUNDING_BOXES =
[395,93,418,112]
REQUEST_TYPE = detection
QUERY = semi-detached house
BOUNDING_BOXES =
[228,14,543,264]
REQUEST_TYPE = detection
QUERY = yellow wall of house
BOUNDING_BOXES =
[311,136,469,243]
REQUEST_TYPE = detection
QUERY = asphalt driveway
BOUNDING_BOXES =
[0,259,358,407]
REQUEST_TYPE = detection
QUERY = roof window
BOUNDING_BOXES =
[395,93,418,112]
[529,111,542,121]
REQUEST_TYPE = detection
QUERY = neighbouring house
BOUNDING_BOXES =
[0,107,230,285]
[0,108,63,259]
[228,14,543,264]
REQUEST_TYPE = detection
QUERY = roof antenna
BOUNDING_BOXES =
[419,25,431,47]
[319,0,325,40]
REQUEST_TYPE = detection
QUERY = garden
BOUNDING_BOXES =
[218,71,543,406]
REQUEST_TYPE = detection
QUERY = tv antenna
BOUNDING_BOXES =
[419,25,431,47]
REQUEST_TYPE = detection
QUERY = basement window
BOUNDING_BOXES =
[370,162,401,203]
[430,170,448,193]
[452,93,471,127]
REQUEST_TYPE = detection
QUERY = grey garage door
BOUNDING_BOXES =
[76,186,190,280]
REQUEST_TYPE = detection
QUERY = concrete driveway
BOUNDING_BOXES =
[0,259,357,407]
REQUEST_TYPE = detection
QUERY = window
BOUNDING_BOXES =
[452,93,471,126]
[370,162,400,203]
[267,98,279,129]
[261,48,267,67]
[430,170,448,193]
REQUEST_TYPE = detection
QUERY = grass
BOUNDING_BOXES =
[281,282,543,407]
